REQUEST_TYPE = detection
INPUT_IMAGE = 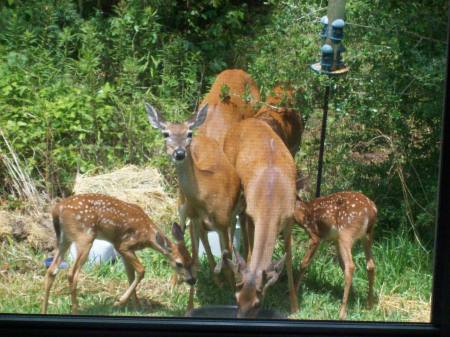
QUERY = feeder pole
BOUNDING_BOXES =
[311,0,349,197]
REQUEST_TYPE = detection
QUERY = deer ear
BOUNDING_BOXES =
[145,102,165,129]
[189,104,208,130]
[171,222,184,242]
[155,232,171,253]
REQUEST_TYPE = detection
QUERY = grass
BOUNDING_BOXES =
[0,227,432,322]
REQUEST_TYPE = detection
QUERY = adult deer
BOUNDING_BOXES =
[177,69,260,276]
[223,118,298,318]
[198,69,260,148]
[294,191,377,319]
[42,193,194,314]
[145,103,241,307]
[255,85,304,156]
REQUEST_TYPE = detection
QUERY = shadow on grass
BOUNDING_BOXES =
[194,260,293,317]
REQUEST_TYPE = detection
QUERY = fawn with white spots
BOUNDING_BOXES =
[42,193,194,314]
[294,191,377,320]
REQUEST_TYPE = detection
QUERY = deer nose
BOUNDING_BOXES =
[173,149,186,161]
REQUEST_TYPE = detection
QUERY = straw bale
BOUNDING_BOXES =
[0,210,54,251]
[73,165,177,231]
[0,211,13,238]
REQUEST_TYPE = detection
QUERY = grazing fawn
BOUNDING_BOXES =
[224,118,298,318]
[145,103,242,308]
[42,193,194,314]
[294,191,377,319]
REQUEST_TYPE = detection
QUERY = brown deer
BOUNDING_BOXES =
[145,103,241,308]
[223,118,298,318]
[176,69,260,278]
[198,69,260,149]
[255,85,304,156]
[194,69,260,265]
[294,191,377,319]
[41,193,194,314]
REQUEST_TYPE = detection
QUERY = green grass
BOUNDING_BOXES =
[0,228,432,321]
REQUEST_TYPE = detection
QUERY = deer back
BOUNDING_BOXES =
[255,85,304,156]
[198,69,260,148]
[53,194,158,246]
[297,192,377,241]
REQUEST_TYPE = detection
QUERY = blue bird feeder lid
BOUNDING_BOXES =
[332,18,345,29]
[321,44,333,55]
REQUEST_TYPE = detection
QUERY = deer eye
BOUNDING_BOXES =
[187,131,193,138]
[162,131,170,138]
[175,261,183,268]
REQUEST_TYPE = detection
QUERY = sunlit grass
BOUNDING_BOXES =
[0,228,431,322]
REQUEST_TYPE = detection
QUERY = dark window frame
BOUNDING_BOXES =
[1,6,449,337]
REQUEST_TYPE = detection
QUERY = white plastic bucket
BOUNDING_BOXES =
[69,239,118,265]
[198,217,241,257]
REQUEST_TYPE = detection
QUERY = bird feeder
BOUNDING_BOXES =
[310,0,349,197]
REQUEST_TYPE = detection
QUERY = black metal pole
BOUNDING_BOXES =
[315,84,331,198]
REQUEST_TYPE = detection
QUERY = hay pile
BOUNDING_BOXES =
[73,165,177,230]
[0,210,54,251]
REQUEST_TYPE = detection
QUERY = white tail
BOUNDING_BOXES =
[42,193,194,314]
[294,191,377,319]
[224,118,298,318]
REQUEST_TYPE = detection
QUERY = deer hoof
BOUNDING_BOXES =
[114,300,124,307]
[339,306,347,320]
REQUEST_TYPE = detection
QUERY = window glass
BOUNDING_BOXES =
[0,0,446,323]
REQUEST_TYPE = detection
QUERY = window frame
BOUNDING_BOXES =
[0,7,449,337]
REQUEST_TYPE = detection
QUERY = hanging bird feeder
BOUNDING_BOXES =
[310,0,349,197]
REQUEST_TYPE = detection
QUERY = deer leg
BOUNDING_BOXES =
[284,226,299,313]
[68,240,93,314]
[122,258,140,307]
[199,225,217,272]
[295,235,320,293]
[337,238,355,320]
[187,220,200,311]
[246,216,255,262]
[239,213,249,260]
[114,250,145,307]
[200,226,223,288]
[363,231,375,309]
[216,229,234,287]
[42,240,70,314]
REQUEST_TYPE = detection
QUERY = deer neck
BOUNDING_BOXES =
[174,150,198,199]
[248,222,278,274]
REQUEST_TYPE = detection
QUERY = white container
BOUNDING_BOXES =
[198,217,241,257]
[69,239,118,265]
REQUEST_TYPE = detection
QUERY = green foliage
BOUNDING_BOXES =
[0,0,447,245]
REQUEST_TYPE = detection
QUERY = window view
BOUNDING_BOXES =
[0,0,446,322]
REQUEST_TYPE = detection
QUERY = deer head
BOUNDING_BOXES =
[156,222,196,286]
[145,103,208,163]
[224,249,286,318]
